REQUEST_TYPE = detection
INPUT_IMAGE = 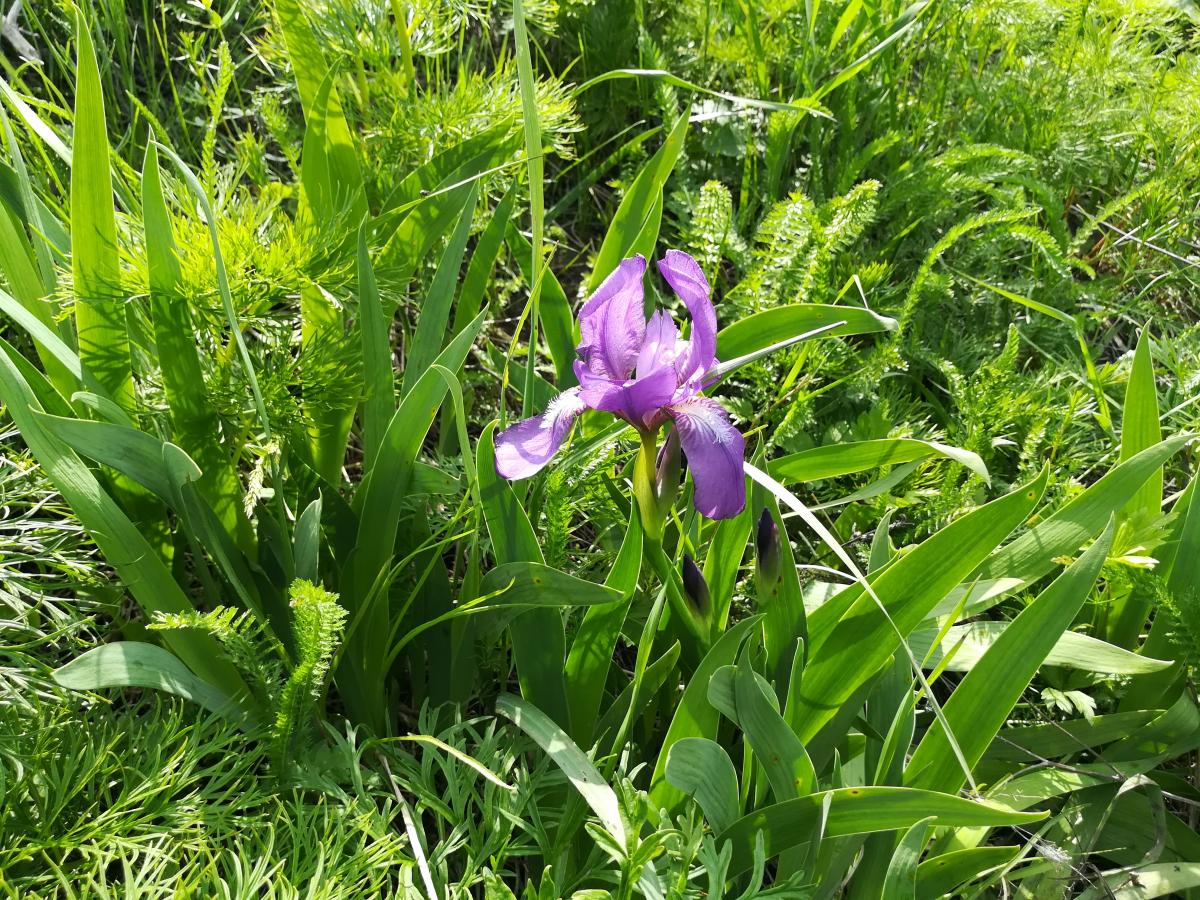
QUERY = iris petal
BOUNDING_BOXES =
[668,396,746,519]
[636,311,682,379]
[575,360,678,429]
[658,250,718,382]
[494,388,587,479]
[577,255,647,381]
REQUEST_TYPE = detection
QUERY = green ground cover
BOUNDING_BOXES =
[2,0,1200,895]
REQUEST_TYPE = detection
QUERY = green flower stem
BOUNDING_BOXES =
[632,429,710,653]
[632,429,664,541]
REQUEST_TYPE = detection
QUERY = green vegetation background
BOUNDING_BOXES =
[1,0,1199,896]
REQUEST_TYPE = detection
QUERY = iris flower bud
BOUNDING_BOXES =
[756,508,781,587]
[681,553,711,616]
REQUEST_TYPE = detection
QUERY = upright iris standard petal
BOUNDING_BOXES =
[658,250,718,382]
[575,359,678,429]
[668,396,746,519]
[494,388,588,479]
[576,255,648,380]
[636,311,682,378]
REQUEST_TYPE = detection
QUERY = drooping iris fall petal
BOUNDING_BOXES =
[494,388,588,479]
[668,396,746,519]
[574,359,677,428]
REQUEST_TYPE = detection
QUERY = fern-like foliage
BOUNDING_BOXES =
[730,180,880,313]
[687,180,734,284]
[149,606,279,708]
[1154,577,1200,672]
[273,580,348,777]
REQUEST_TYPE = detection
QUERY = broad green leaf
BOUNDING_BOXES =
[577,68,830,116]
[793,469,1047,745]
[664,738,740,833]
[1084,785,1200,867]
[339,314,485,727]
[913,621,1171,676]
[717,304,897,361]
[915,847,1020,900]
[31,412,262,616]
[0,200,73,393]
[0,341,248,700]
[295,71,366,480]
[707,664,776,721]
[478,562,621,608]
[1076,862,1200,899]
[1106,327,1164,648]
[588,112,689,292]
[71,11,133,413]
[983,710,1161,763]
[512,0,546,418]
[1124,473,1200,711]
[456,185,517,332]
[593,640,681,755]
[160,443,274,630]
[975,435,1192,589]
[0,285,85,389]
[350,317,485,583]
[4,342,72,423]
[1119,326,1163,523]
[142,143,249,550]
[154,145,273,445]
[496,692,625,843]
[626,191,663,264]
[716,787,1043,876]
[54,643,253,725]
[705,498,753,634]
[300,281,357,484]
[882,817,933,900]
[0,111,60,286]
[649,614,763,812]
[906,521,1114,794]
[496,692,665,896]
[298,70,366,228]
[751,481,806,679]
[507,225,577,387]
[34,412,174,500]
[376,178,484,291]
[273,0,331,115]
[141,141,206,440]
[382,124,518,213]
[294,496,322,583]
[770,438,988,484]
[477,423,570,729]
[733,653,817,799]
[402,182,477,395]
[357,225,392,471]
[565,503,642,746]
[476,421,543,563]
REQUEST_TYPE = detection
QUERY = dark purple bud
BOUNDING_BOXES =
[681,553,711,616]
[756,508,781,587]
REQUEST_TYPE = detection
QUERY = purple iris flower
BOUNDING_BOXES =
[495,250,746,520]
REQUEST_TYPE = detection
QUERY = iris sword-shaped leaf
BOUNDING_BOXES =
[71,10,134,413]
